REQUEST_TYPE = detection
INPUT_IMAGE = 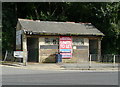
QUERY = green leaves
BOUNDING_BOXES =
[2,2,120,54]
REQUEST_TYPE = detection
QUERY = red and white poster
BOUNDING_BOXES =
[59,36,72,58]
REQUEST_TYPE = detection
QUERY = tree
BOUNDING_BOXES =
[2,2,120,56]
[2,3,17,52]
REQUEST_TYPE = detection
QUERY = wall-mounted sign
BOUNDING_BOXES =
[16,30,22,45]
[60,53,72,58]
[73,46,76,49]
[14,51,23,58]
[16,30,23,50]
[59,36,72,58]
[60,49,72,52]
[59,36,72,52]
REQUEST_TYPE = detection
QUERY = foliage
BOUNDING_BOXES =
[2,3,17,52]
[2,2,120,55]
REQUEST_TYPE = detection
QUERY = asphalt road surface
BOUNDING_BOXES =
[2,66,118,85]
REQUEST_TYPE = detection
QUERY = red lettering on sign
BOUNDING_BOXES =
[59,36,72,58]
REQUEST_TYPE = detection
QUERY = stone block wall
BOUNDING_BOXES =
[62,49,89,63]
[39,36,89,63]
[40,49,58,63]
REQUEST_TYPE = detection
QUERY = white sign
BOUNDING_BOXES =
[14,51,23,58]
[73,46,76,49]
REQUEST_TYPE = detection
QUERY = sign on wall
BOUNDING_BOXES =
[60,53,72,58]
[59,36,72,58]
[16,30,22,49]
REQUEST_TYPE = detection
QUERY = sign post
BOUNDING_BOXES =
[14,51,23,58]
[14,51,24,65]
[14,51,28,66]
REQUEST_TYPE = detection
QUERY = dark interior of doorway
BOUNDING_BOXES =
[27,37,39,62]
[89,39,98,54]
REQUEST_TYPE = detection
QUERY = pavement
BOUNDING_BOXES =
[59,62,119,70]
[1,62,63,70]
[1,62,119,71]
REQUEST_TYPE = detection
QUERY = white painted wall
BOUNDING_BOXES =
[84,38,89,46]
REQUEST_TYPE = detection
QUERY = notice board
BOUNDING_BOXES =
[16,30,22,49]
[59,36,72,58]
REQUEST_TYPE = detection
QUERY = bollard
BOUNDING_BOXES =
[89,54,91,69]
[113,55,116,68]
[4,50,8,61]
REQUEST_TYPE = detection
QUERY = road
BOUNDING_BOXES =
[2,65,118,85]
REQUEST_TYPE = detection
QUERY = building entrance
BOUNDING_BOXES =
[27,37,39,62]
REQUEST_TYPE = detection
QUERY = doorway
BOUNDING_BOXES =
[89,39,98,61]
[27,37,39,62]
[89,39,98,54]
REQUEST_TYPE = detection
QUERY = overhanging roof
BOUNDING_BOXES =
[17,18,104,36]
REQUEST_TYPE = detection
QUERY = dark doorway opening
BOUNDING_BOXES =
[27,37,39,62]
[89,39,98,61]
[89,39,98,54]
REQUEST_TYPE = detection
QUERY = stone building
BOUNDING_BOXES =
[16,18,104,64]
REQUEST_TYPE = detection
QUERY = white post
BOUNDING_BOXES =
[38,38,41,63]
[113,55,116,68]
[98,39,101,62]
[22,33,27,66]
[23,51,28,66]
[4,50,8,61]
[89,54,91,68]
